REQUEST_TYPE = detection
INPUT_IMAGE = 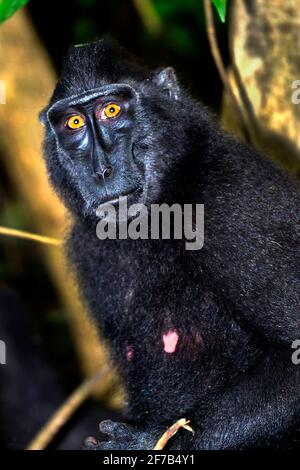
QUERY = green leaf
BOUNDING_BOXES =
[0,0,30,24]
[212,0,227,23]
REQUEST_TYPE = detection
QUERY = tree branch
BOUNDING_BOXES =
[204,0,250,139]
[154,418,194,450]
[132,0,163,35]
[26,366,110,450]
[0,225,61,245]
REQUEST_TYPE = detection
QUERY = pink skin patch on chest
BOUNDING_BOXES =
[126,346,134,361]
[163,330,179,353]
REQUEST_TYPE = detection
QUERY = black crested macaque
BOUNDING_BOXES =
[40,39,300,449]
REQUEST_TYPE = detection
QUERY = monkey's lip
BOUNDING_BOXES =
[96,187,141,208]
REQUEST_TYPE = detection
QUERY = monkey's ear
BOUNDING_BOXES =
[152,67,180,100]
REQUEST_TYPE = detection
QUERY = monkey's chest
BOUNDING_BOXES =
[72,234,260,381]
[93,247,252,368]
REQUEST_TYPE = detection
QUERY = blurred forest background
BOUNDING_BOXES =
[0,0,300,449]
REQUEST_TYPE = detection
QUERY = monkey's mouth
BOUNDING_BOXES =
[96,187,142,210]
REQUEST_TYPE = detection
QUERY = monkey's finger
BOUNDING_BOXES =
[83,436,100,450]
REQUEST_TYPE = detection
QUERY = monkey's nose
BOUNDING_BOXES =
[94,166,113,180]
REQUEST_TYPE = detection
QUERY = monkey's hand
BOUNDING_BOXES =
[85,420,164,451]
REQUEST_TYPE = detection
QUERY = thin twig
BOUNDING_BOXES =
[132,0,163,35]
[204,0,250,139]
[26,366,110,450]
[0,226,61,246]
[153,418,194,450]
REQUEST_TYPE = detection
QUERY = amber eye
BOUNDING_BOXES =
[65,115,85,130]
[103,103,121,119]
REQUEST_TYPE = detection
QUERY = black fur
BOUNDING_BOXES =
[41,39,300,449]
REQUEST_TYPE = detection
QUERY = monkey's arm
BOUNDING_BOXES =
[201,134,300,344]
